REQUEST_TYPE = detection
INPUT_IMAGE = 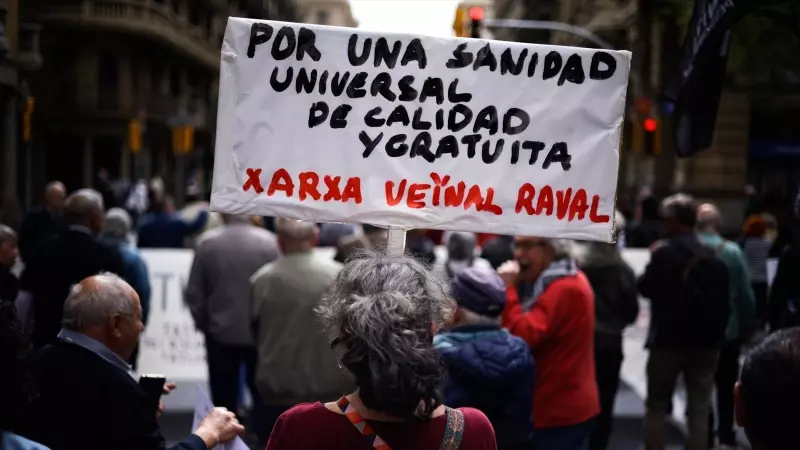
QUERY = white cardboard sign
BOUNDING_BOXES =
[211,18,631,242]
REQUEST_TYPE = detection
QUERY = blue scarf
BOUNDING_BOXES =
[519,258,578,312]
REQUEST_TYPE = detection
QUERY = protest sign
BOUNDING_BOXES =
[137,250,206,380]
[193,386,249,450]
[210,18,631,242]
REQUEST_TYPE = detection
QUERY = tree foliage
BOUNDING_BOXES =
[727,2,800,87]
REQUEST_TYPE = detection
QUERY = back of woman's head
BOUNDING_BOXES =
[317,250,455,421]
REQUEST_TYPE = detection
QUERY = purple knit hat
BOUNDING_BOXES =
[450,266,506,317]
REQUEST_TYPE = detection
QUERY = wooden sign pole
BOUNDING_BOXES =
[386,226,407,256]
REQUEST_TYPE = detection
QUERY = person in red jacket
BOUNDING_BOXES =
[498,236,600,450]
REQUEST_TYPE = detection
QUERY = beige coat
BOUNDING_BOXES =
[250,251,354,405]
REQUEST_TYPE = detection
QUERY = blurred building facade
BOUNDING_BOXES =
[296,0,357,27]
[489,0,759,229]
[0,0,43,227]
[12,0,297,213]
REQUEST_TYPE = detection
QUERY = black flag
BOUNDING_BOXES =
[664,0,759,157]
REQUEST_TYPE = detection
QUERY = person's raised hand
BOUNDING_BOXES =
[497,260,520,287]
[194,407,244,448]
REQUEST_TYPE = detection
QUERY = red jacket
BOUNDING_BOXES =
[502,271,600,429]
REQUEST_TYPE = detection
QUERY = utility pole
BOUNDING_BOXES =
[635,0,663,193]
[653,11,681,195]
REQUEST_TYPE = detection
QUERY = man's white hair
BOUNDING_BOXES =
[62,273,134,330]
[103,208,133,240]
[64,189,104,226]
[546,238,574,260]
[275,217,317,241]
[0,224,16,245]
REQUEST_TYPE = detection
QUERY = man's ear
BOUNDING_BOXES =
[109,314,123,338]
[734,381,746,428]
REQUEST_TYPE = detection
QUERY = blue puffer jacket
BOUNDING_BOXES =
[434,324,535,450]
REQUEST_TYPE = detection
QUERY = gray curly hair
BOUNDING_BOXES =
[316,250,454,420]
[103,208,133,241]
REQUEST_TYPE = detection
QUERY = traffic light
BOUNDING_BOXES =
[22,97,35,144]
[172,125,194,154]
[453,6,467,37]
[643,116,661,155]
[128,119,142,154]
[469,6,484,38]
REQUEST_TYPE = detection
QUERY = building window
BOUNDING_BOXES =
[316,10,329,25]
[98,54,118,110]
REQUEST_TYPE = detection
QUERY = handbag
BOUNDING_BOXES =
[335,396,465,450]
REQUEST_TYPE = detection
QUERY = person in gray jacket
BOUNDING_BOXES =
[250,218,354,442]
[185,214,279,416]
[573,211,639,450]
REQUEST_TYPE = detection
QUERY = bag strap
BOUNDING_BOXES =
[439,407,465,450]
[682,242,724,282]
[335,397,465,450]
[337,396,392,450]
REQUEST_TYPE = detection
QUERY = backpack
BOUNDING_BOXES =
[678,242,731,347]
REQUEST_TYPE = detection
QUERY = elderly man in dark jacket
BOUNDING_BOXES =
[434,266,535,450]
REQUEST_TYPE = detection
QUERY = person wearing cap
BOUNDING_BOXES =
[432,232,494,282]
[434,266,534,450]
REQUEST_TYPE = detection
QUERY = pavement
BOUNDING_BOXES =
[161,298,751,449]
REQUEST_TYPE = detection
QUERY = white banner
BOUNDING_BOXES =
[137,249,206,380]
[211,18,632,242]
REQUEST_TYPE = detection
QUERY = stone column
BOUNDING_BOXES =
[174,153,186,207]
[2,91,18,220]
[160,63,170,96]
[138,59,152,98]
[120,139,131,182]
[78,52,99,109]
[118,54,133,112]
[83,136,94,188]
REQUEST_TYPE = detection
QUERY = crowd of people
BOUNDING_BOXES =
[0,179,800,450]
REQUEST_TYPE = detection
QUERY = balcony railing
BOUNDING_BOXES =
[34,0,219,69]
[146,96,208,128]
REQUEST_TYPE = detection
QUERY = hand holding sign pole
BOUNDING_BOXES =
[211,18,631,243]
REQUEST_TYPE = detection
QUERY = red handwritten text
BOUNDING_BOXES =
[243,168,363,205]
[385,172,503,215]
[515,183,610,223]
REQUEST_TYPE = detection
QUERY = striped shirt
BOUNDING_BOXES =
[743,237,772,283]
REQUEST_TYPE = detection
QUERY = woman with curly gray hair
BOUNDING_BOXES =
[265,251,497,450]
